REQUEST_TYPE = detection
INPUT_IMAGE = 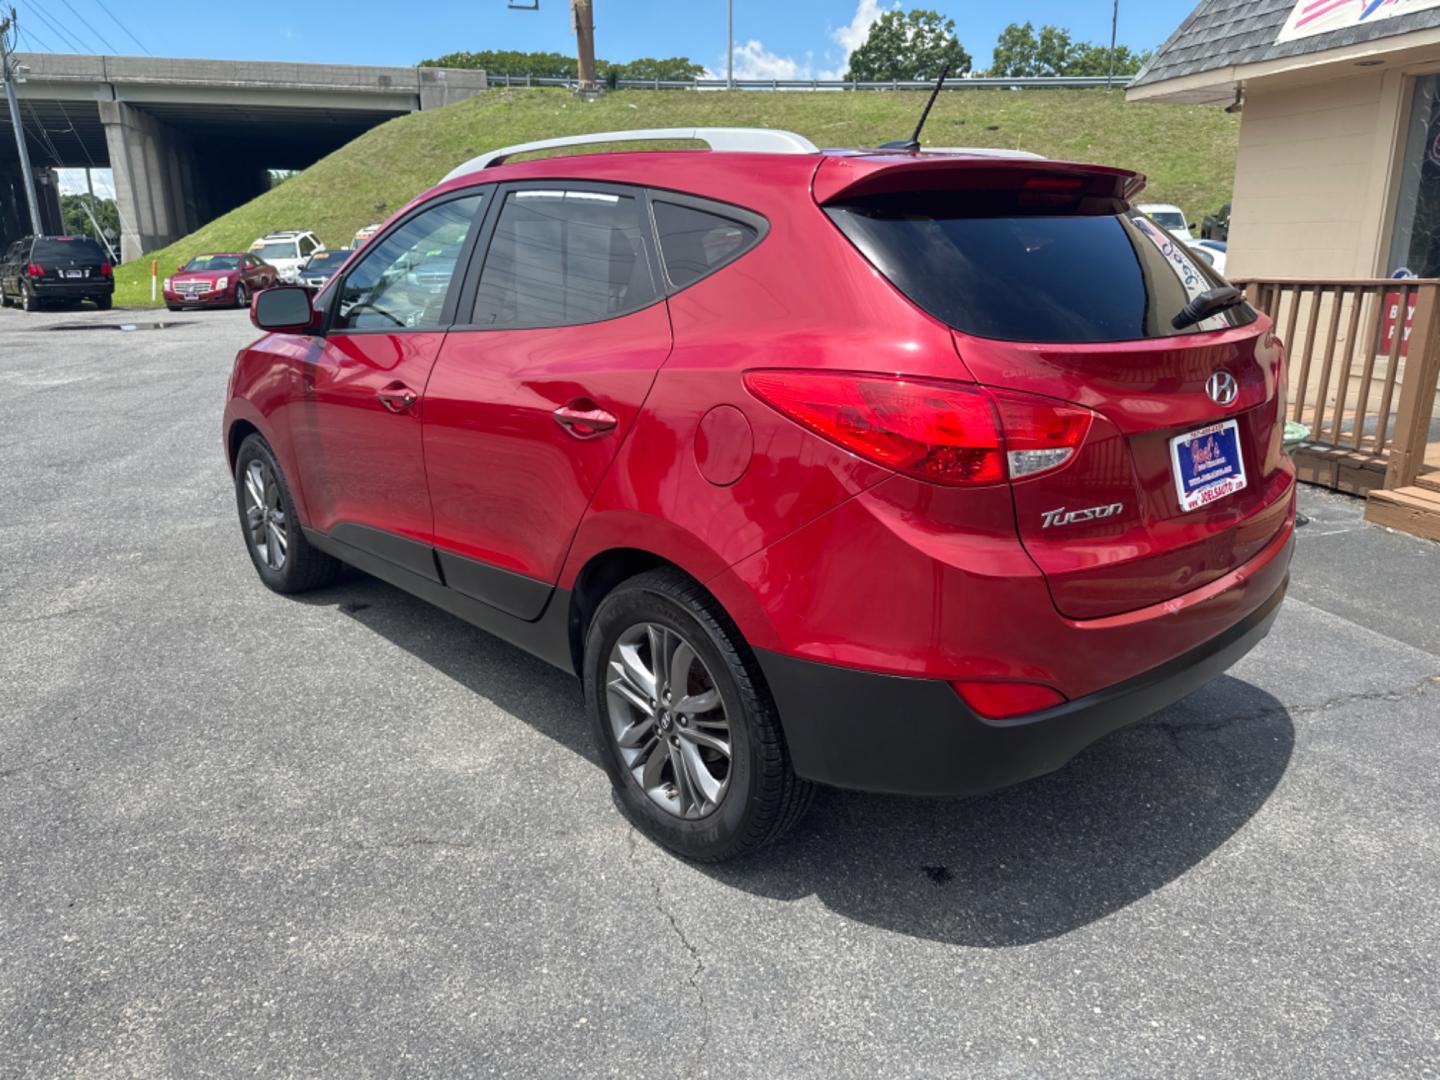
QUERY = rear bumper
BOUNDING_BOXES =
[31,280,113,299]
[757,571,1287,798]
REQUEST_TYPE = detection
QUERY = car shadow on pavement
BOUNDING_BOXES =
[304,573,1294,948]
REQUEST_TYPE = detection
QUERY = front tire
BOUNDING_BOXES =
[234,282,249,309]
[584,568,813,862]
[234,434,342,594]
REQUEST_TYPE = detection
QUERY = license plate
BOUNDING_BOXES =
[1169,418,1247,512]
[64,269,85,279]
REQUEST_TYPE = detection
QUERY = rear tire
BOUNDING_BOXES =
[584,568,813,862]
[20,285,38,312]
[234,434,342,595]
[94,295,112,311]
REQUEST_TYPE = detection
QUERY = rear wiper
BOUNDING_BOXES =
[1171,286,1245,331]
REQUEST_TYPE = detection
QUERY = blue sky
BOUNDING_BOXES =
[32,0,1199,195]
[21,1,1195,76]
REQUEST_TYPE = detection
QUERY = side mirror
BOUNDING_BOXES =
[252,285,319,333]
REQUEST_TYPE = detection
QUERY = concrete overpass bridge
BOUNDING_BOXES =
[1,54,488,260]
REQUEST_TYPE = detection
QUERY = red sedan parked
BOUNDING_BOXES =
[165,252,276,311]
[222,128,1294,861]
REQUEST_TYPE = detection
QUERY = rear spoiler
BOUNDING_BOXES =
[813,154,1146,205]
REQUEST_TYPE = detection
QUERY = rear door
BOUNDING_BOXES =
[823,171,1293,619]
[421,182,671,618]
[289,190,487,567]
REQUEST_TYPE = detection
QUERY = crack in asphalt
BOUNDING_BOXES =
[627,828,711,1070]
[1154,673,1440,739]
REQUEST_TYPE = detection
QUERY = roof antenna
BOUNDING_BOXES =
[879,63,951,153]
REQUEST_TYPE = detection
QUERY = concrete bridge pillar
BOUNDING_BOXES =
[99,100,202,263]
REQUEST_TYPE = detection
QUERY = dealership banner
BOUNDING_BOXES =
[1277,0,1440,43]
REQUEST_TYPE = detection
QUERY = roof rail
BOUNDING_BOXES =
[442,127,820,182]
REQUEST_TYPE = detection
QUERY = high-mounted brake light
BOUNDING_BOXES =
[743,371,1093,486]
[25,262,43,278]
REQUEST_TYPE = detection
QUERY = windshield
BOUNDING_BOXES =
[183,255,242,271]
[252,241,299,261]
[33,237,106,262]
[827,195,1253,344]
[302,250,349,274]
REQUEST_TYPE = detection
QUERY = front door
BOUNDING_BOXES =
[291,191,486,569]
[422,184,672,618]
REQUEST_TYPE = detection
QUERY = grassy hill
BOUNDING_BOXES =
[115,87,1239,307]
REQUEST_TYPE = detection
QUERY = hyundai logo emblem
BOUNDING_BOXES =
[1206,370,1239,406]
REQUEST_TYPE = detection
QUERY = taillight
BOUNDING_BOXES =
[744,370,1004,485]
[991,390,1093,479]
[99,262,113,277]
[743,370,1093,486]
[951,680,1067,719]
[25,262,43,278]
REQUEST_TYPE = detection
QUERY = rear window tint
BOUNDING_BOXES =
[652,201,759,289]
[33,237,106,262]
[825,196,1254,343]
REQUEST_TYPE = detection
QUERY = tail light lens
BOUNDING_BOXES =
[743,370,1093,486]
[99,262,113,277]
[951,680,1066,719]
[25,262,43,278]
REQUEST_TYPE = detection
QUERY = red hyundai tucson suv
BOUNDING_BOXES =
[223,128,1295,861]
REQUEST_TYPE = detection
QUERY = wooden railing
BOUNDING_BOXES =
[1236,277,1440,493]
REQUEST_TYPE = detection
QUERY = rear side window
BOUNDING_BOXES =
[472,188,658,328]
[826,195,1254,343]
[652,201,760,289]
[33,238,105,262]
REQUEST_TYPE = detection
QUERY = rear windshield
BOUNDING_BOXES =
[33,237,106,263]
[826,196,1254,343]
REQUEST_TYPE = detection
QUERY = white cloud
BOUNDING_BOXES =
[56,168,115,199]
[706,1,901,83]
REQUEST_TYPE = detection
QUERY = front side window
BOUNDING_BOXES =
[653,200,761,288]
[334,194,483,331]
[471,188,658,328]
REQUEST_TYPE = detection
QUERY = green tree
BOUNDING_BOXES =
[419,49,703,84]
[844,9,972,82]
[60,194,119,251]
[988,22,1148,78]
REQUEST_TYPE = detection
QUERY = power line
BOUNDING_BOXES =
[57,0,115,52]
[90,0,149,55]
[13,21,55,52]
[14,0,86,52]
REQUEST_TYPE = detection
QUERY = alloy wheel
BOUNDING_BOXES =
[606,621,732,819]
[243,459,288,570]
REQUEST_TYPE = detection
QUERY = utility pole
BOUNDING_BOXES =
[1,7,43,235]
[571,0,597,94]
[1107,0,1120,89]
[727,0,734,90]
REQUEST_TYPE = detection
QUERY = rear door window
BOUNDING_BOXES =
[652,200,761,289]
[471,187,658,328]
[826,195,1253,343]
[33,238,105,263]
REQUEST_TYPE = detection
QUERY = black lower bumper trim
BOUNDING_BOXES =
[756,577,1287,797]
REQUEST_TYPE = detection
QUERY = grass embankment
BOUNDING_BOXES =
[115,88,1239,307]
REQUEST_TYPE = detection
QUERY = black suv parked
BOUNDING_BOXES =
[0,235,115,311]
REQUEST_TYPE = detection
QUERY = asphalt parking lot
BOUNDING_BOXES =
[3,303,1439,1078]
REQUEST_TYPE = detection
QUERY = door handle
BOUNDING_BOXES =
[553,402,618,439]
[377,383,418,413]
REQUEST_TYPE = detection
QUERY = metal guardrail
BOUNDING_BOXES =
[487,73,1132,91]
